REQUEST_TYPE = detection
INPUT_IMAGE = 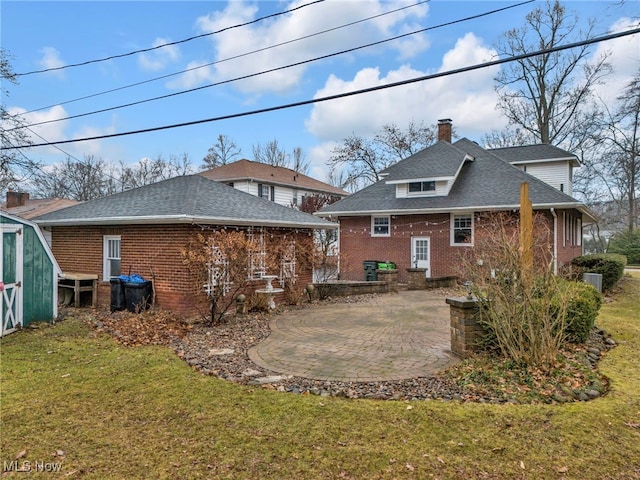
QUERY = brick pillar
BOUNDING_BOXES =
[446,296,485,357]
[376,269,398,293]
[406,268,427,290]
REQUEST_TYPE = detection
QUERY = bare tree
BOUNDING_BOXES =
[1,49,40,194]
[482,127,532,148]
[201,134,241,170]
[594,71,640,232]
[120,153,192,190]
[493,0,611,146]
[31,155,111,201]
[328,121,439,190]
[252,139,288,167]
[290,147,310,174]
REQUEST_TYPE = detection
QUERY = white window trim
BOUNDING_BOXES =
[103,235,121,281]
[450,213,474,246]
[407,181,436,197]
[371,215,391,237]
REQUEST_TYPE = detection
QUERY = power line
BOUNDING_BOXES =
[23,1,430,115]
[6,27,638,151]
[14,0,325,77]
[12,0,532,131]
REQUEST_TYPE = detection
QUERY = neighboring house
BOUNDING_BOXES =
[316,120,595,283]
[33,175,337,316]
[199,159,348,208]
[1,212,62,336]
[1,191,79,245]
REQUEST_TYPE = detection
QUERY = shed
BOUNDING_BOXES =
[1,211,61,336]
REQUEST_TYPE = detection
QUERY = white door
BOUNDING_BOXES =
[411,237,431,278]
[1,224,23,337]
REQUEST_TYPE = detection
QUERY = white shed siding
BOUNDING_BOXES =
[518,161,572,195]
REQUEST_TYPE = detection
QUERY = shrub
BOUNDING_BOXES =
[608,229,640,265]
[571,254,627,291]
[555,279,602,343]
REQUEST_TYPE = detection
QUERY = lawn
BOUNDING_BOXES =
[1,273,639,479]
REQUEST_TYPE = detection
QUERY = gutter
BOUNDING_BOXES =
[33,214,338,230]
[316,202,588,218]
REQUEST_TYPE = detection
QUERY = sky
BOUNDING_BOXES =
[2,0,639,186]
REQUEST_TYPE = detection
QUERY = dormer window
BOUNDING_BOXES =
[408,181,436,193]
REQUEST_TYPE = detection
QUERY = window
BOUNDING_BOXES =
[371,216,390,237]
[258,184,275,201]
[408,181,436,194]
[564,212,582,247]
[451,214,473,245]
[103,235,121,280]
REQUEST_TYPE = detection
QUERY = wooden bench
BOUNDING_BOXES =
[59,273,98,307]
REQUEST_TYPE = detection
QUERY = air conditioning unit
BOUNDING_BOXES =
[583,273,602,293]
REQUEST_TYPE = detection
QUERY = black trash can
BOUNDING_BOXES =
[124,281,153,313]
[363,260,380,281]
[110,278,126,312]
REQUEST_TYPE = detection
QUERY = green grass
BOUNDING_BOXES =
[1,274,639,479]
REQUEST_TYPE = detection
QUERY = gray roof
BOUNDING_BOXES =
[317,138,591,218]
[33,175,336,229]
[489,144,580,166]
[381,141,470,181]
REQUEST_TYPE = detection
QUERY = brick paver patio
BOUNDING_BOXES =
[248,290,459,382]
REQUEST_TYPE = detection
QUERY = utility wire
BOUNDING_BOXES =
[14,0,325,77]
[12,0,533,131]
[4,26,638,151]
[23,1,430,115]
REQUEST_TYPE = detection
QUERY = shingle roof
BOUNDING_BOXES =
[33,175,336,229]
[317,138,589,217]
[489,144,580,166]
[199,159,348,197]
[1,198,78,220]
[381,141,470,181]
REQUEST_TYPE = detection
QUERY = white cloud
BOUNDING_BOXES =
[305,32,504,143]
[38,47,65,78]
[591,17,640,103]
[8,105,69,153]
[178,0,429,95]
[166,60,214,90]
[138,37,181,72]
[7,105,116,159]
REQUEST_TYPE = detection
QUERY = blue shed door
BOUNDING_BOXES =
[1,224,23,336]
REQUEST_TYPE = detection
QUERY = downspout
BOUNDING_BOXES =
[551,208,558,275]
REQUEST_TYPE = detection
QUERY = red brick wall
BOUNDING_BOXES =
[50,224,314,317]
[339,210,584,283]
[556,209,585,270]
[339,213,472,283]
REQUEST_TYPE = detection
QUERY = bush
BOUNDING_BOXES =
[571,254,627,291]
[555,279,602,343]
[608,229,640,265]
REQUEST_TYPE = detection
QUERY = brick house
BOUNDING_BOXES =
[316,120,594,283]
[33,175,336,316]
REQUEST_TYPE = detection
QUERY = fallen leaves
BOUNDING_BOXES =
[85,308,192,347]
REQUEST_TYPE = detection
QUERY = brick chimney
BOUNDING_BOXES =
[6,191,29,208]
[437,118,452,143]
